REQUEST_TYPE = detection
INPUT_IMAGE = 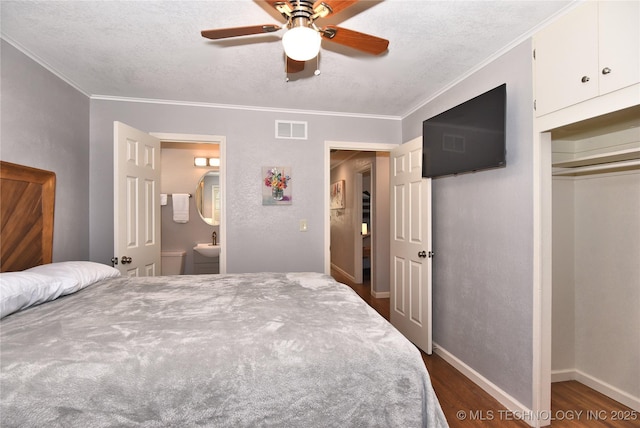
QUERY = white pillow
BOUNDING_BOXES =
[26,261,121,295]
[0,272,77,319]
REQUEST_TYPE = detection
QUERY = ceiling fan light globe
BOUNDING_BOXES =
[282,26,321,61]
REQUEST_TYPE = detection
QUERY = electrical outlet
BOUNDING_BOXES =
[299,219,308,232]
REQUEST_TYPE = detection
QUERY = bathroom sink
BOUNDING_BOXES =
[193,243,221,257]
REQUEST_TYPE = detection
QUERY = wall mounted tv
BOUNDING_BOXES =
[422,83,506,178]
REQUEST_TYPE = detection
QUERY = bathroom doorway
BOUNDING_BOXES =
[152,132,227,274]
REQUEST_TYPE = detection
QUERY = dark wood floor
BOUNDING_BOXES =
[331,269,639,427]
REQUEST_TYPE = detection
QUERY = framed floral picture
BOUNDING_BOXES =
[330,180,345,209]
[262,166,292,205]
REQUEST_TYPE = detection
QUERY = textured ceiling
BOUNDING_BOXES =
[1,0,573,117]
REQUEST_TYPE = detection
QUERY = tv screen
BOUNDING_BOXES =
[422,83,506,178]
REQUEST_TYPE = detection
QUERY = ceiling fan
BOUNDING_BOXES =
[201,0,389,74]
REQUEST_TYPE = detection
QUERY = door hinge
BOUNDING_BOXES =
[533,49,536,60]
[534,99,537,111]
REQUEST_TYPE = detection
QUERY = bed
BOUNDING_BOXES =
[0,161,448,427]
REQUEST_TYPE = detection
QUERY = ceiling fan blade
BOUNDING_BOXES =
[313,0,358,18]
[320,25,389,55]
[286,56,306,73]
[201,24,281,40]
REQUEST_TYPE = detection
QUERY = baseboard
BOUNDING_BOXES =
[550,369,575,383]
[332,263,389,298]
[551,369,640,412]
[433,343,539,427]
[330,263,355,283]
[371,290,390,298]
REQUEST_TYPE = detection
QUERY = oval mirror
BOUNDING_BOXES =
[195,171,220,225]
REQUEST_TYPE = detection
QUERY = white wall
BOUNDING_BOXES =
[553,171,640,406]
[401,40,535,408]
[0,40,90,262]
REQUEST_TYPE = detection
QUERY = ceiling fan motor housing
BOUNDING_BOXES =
[289,0,316,29]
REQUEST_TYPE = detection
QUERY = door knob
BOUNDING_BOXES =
[121,256,132,264]
[602,67,611,75]
[418,251,427,258]
[581,76,590,83]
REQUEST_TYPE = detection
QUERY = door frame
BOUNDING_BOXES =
[151,132,227,274]
[324,140,398,275]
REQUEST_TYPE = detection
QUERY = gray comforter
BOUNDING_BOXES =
[1,272,447,427]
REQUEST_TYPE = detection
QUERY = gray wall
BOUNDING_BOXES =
[0,40,90,262]
[402,40,535,408]
[89,100,400,271]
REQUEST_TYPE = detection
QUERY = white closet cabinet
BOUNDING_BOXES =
[534,1,640,117]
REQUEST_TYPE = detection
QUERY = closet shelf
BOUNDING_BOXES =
[552,147,640,168]
[553,159,640,176]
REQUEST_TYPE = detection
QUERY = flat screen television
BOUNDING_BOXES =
[422,83,506,178]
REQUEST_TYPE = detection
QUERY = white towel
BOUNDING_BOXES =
[160,194,168,206]
[172,194,190,223]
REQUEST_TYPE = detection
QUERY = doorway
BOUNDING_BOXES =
[324,141,397,298]
[150,132,227,274]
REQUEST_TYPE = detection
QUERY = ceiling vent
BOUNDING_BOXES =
[276,120,307,140]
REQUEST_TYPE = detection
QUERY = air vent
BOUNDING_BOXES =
[276,120,307,140]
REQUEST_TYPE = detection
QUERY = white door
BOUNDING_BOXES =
[114,121,161,277]
[390,137,433,354]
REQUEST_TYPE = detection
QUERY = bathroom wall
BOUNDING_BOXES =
[160,142,220,274]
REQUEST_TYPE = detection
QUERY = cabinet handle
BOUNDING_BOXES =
[581,76,590,83]
[601,67,611,75]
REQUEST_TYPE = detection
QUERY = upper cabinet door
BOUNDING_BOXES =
[534,2,599,117]
[598,1,640,95]
[534,1,640,117]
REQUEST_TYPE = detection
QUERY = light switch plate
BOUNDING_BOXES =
[299,219,308,232]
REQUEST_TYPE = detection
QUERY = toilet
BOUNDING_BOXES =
[161,251,186,275]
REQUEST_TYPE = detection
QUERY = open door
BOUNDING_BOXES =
[113,121,161,276]
[390,137,433,354]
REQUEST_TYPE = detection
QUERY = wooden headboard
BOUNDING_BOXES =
[0,161,56,272]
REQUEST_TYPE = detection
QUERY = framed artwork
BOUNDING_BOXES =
[330,180,345,209]
[262,166,292,205]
